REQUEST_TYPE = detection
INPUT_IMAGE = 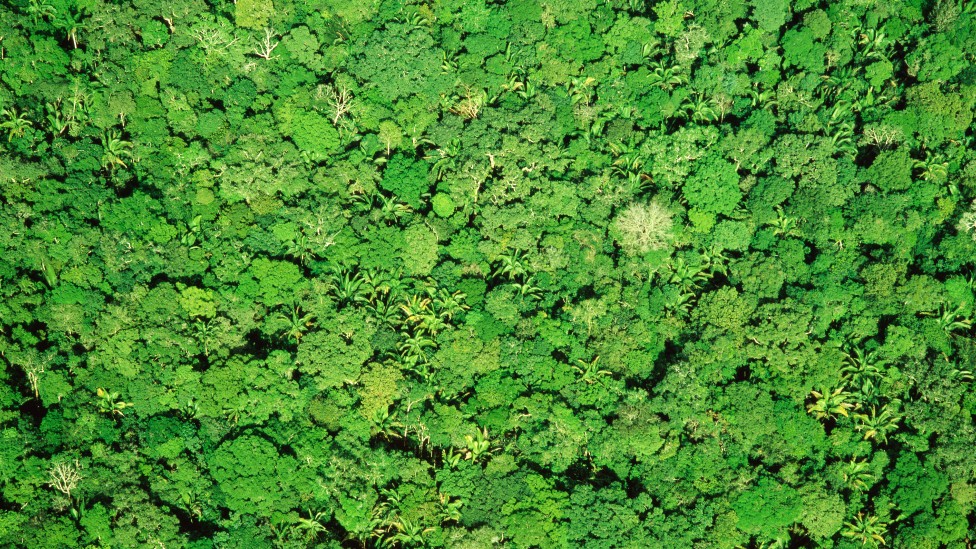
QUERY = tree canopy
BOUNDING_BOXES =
[2,0,976,547]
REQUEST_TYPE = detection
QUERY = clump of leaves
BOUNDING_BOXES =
[807,387,854,421]
[95,388,133,417]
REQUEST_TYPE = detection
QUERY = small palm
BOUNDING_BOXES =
[101,130,133,171]
[806,387,854,420]
[1,107,33,141]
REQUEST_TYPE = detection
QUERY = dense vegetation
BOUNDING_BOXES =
[2,0,976,546]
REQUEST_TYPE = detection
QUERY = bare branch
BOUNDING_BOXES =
[194,29,233,52]
[450,86,486,120]
[253,28,279,60]
[48,460,83,499]
[317,83,353,126]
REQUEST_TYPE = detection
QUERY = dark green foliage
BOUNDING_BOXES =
[380,153,431,209]
[684,155,743,216]
[2,0,976,547]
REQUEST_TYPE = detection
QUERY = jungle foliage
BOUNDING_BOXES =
[2,0,976,547]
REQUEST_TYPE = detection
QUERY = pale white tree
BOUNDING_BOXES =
[48,460,83,499]
[957,202,976,240]
[612,201,674,255]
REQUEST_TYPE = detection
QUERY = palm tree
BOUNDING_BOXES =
[666,256,710,293]
[398,335,435,370]
[436,492,463,524]
[678,93,718,123]
[921,302,973,333]
[284,233,314,265]
[830,122,858,158]
[662,287,695,317]
[367,295,401,325]
[427,138,460,181]
[50,4,88,49]
[100,130,133,172]
[840,346,887,404]
[806,387,854,421]
[512,277,542,301]
[377,192,412,225]
[750,85,779,111]
[492,249,528,281]
[369,408,404,441]
[192,319,214,357]
[361,267,406,301]
[854,27,889,61]
[842,458,874,492]
[427,287,468,321]
[95,388,133,417]
[609,143,651,195]
[914,151,949,183]
[392,517,435,546]
[400,294,433,327]
[842,512,889,548]
[276,305,315,344]
[852,401,902,444]
[25,0,55,22]
[767,206,800,238]
[328,266,367,307]
[574,356,612,385]
[647,61,686,90]
[293,510,330,543]
[462,427,494,462]
[1,107,33,141]
[841,346,885,386]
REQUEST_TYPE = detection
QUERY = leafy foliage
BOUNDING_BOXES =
[2,0,976,547]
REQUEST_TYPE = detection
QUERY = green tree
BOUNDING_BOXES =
[235,0,274,30]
